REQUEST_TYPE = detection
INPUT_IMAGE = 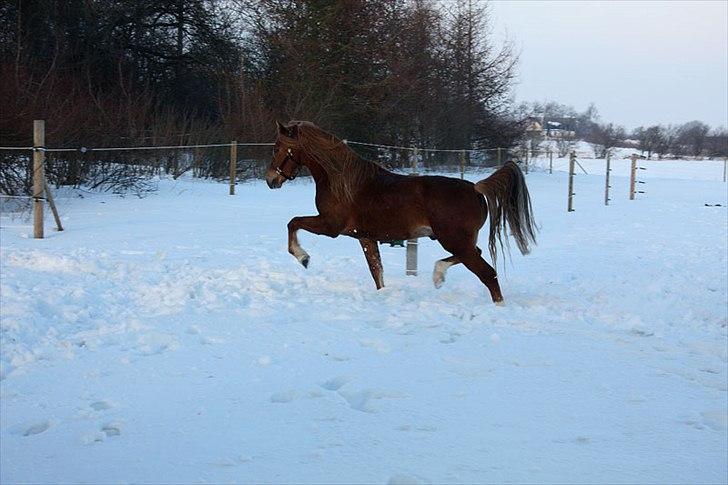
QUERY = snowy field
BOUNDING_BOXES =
[1,158,726,484]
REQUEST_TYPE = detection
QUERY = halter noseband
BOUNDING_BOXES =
[275,147,300,181]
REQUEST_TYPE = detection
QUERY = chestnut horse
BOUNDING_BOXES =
[265,121,536,304]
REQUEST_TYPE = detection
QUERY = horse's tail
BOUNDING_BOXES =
[473,161,537,264]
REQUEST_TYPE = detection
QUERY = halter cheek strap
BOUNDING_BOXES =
[275,148,300,180]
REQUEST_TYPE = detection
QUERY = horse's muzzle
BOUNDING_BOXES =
[265,170,283,189]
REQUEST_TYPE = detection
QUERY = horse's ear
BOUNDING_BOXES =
[276,121,287,136]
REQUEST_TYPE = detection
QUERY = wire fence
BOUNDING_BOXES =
[0,136,530,198]
[3,125,726,247]
[3,117,726,268]
[0,141,276,196]
[2,133,726,204]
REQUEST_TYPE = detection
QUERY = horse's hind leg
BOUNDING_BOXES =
[439,238,503,304]
[433,248,482,289]
[460,249,503,304]
[359,238,384,290]
[433,256,459,289]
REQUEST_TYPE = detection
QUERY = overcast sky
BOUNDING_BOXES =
[489,0,728,129]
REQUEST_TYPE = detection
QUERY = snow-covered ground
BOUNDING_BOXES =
[535,138,719,164]
[1,158,726,484]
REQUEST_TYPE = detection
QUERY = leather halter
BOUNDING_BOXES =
[275,147,300,180]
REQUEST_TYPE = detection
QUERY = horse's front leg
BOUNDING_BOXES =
[287,215,342,268]
[359,238,384,290]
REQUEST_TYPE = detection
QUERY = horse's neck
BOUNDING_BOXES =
[303,146,381,205]
[304,157,329,187]
[306,161,341,214]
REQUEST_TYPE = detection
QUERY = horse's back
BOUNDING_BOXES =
[351,173,485,240]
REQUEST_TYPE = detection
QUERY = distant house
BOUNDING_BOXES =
[524,115,576,139]
[525,117,543,133]
[543,117,576,139]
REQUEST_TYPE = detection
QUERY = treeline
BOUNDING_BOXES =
[520,101,728,159]
[0,0,523,193]
[631,122,727,159]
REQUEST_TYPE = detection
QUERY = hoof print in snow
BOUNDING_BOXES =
[321,376,351,391]
[701,411,728,431]
[101,423,121,437]
[439,333,458,344]
[210,454,252,467]
[136,334,179,356]
[307,389,324,398]
[22,420,51,437]
[199,335,225,345]
[699,368,719,374]
[270,390,298,403]
[338,389,406,413]
[630,328,654,337]
[388,474,428,484]
[325,353,351,362]
[82,431,107,445]
[90,400,113,411]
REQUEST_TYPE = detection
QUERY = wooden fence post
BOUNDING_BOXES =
[33,120,44,239]
[406,147,419,276]
[459,150,465,179]
[229,141,237,195]
[44,179,63,231]
[567,151,576,212]
[549,148,553,174]
[604,150,611,206]
[629,154,637,200]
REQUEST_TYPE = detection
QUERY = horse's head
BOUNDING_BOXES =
[266,121,302,189]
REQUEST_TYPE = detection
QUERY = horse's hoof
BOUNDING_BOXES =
[494,299,505,307]
[433,261,452,289]
[299,255,310,268]
[433,272,445,289]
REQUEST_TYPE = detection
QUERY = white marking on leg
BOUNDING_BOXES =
[433,260,455,289]
[289,232,310,265]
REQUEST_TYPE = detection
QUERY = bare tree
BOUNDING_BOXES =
[705,127,728,157]
[633,125,664,159]
[556,138,575,158]
[655,125,680,158]
[677,120,711,157]
[440,0,518,149]
[588,123,626,158]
